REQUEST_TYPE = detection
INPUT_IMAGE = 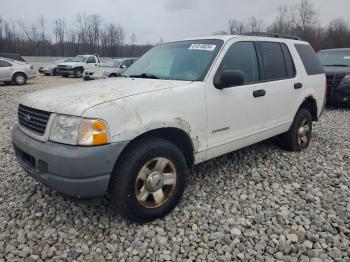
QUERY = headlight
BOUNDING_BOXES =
[342,74,350,85]
[50,115,81,145]
[49,115,109,146]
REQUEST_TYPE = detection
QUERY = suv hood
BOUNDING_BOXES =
[21,78,191,116]
[323,66,350,74]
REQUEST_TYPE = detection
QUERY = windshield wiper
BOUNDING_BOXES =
[129,73,159,79]
[323,64,349,67]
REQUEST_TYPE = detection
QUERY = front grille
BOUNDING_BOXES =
[326,74,345,95]
[18,104,51,135]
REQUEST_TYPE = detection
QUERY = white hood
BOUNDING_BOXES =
[58,62,82,67]
[20,78,191,116]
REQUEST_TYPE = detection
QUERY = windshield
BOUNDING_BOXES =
[71,55,86,63]
[101,59,123,68]
[123,39,224,81]
[318,51,350,67]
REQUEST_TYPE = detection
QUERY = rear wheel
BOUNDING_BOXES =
[12,73,27,85]
[109,137,188,223]
[280,108,313,151]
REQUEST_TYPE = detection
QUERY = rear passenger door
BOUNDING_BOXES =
[257,41,304,129]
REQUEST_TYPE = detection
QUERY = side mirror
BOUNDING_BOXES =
[214,70,245,89]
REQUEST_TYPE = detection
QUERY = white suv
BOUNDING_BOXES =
[12,34,326,222]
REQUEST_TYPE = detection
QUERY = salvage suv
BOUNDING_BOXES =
[57,55,100,78]
[12,34,325,222]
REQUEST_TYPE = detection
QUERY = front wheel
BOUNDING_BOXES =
[109,137,188,223]
[280,108,313,151]
[74,68,83,78]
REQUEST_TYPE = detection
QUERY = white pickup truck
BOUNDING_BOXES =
[57,55,100,78]
[12,34,325,222]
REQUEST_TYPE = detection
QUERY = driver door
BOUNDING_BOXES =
[205,41,268,160]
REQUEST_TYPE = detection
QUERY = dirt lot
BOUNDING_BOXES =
[0,76,349,261]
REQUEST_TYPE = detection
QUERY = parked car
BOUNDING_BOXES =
[0,57,36,85]
[0,53,26,62]
[57,55,100,78]
[83,58,137,80]
[38,58,73,76]
[12,34,325,222]
[317,48,350,104]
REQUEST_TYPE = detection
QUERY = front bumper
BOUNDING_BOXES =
[328,86,350,104]
[57,68,74,75]
[12,124,128,198]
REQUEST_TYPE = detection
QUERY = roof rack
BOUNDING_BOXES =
[241,32,301,41]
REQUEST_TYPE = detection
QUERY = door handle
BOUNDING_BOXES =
[253,89,266,98]
[294,83,303,89]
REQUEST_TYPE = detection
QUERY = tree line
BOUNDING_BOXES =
[0,0,349,57]
[0,13,152,57]
[221,0,350,51]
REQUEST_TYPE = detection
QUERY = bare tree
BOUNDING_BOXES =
[267,6,293,34]
[290,0,319,39]
[246,17,265,32]
[54,18,65,55]
[228,19,246,34]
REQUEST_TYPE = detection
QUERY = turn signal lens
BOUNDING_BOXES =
[79,119,109,145]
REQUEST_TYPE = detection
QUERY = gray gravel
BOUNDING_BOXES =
[0,76,350,261]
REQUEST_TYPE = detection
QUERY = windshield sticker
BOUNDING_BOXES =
[344,56,350,59]
[189,44,217,51]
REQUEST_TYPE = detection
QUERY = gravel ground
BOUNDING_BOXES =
[0,76,349,261]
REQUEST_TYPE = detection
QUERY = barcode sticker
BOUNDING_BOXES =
[189,44,217,51]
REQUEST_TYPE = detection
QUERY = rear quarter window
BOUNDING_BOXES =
[295,44,324,75]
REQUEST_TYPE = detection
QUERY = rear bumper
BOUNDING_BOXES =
[12,124,128,198]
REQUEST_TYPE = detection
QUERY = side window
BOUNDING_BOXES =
[86,56,96,64]
[217,41,260,85]
[259,42,287,81]
[295,44,324,75]
[0,60,12,67]
[281,44,296,78]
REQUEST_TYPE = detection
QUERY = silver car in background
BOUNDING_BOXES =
[38,58,73,76]
[83,58,137,80]
[0,58,36,85]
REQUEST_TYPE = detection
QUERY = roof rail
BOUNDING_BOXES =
[241,32,301,41]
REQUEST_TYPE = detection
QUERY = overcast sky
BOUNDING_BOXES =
[1,0,349,44]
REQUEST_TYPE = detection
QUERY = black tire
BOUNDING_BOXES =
[12,73,27,85]
[280,108,313,151]
[62,74,69,78]
[109,137,188,223]
[52,68,57,76]
[74,68,83,78]
[44,73,50,76]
